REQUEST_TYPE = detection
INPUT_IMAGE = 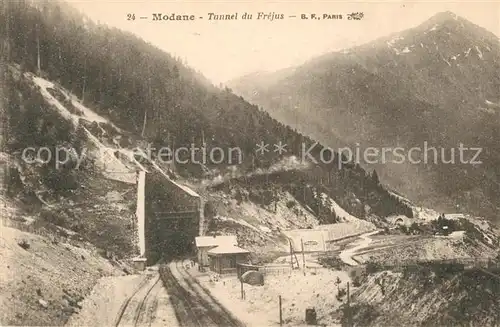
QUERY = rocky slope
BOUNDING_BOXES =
[346,264,500,327]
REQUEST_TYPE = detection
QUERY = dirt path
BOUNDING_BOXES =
[68,260,244,327]
[67,267,179,327]
[339,230,380,266]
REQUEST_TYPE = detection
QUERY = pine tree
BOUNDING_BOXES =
[371,169,380,186]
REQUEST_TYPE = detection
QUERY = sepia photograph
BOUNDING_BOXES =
[0,0,500,326]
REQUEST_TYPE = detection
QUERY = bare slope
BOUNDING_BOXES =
[348,264,500,327]
[0,225,127,326]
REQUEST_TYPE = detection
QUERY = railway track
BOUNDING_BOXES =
[133,276,162,327]
[159,261,245,327]
[174,261,244,327]
[114,273,162,327]
[176,260,246,327]
[161,265,205,327]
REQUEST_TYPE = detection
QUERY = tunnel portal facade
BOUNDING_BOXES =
[144,172,201,264]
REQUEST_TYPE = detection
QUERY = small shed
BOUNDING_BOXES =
[132,257,147,272]
[195,235,237,268]
[208,244,250,275]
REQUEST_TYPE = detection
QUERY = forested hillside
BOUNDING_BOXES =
[0,0,413,221]
[229,12,500,221]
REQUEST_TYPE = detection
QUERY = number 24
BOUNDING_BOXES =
[127,13,135,21]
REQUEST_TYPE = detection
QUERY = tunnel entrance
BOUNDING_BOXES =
[143,171,201,265]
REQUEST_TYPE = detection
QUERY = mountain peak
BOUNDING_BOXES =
[416,10,499,44]
[421,11,466,28]
[431,11,460,22]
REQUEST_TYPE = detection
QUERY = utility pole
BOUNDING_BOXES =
[346,282,352,327]
[279,295,283,326]
[301,238,305,275]
[240,278,244,299]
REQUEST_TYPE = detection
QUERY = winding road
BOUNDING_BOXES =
[339,230,380,266]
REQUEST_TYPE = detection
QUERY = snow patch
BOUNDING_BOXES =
[414,207,440,221]
[401,46,411,54]
[475,45,483,59]
[259,225,272,233]
[429,24,439,32]
[31,75,78,124]
[464,48,471,57]
[72,100,122,132]
[392,46,411,55]
[448,231,465,239]
[388,191,412,205]
[319,193,375,230]
[217,215,263,233]
[444,213,465,220]
[30,73,122,133]
[386,36,404,47]
[28,72,197,188]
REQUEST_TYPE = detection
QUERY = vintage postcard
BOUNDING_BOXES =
[1,0,500,326]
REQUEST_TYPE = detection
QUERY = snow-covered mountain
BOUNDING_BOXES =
[228,11,500,221]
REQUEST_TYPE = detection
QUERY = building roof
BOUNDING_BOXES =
[195,235,237,248]
[207,244,250,255]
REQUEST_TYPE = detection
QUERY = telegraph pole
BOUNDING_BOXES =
[346,282,352,327]
[301,238,306,275]
[279,295,283,326]
[240,278,244,299]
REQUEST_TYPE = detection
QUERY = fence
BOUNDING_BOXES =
[261,265,293,276]
[237,263,293,277]
[220,267,237,275]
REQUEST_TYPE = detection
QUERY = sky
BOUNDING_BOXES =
[68,1,500,84]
